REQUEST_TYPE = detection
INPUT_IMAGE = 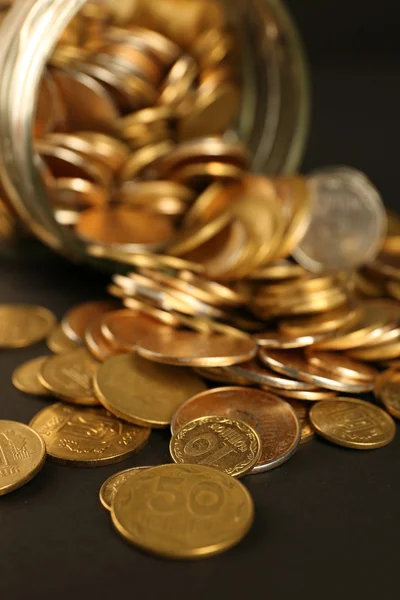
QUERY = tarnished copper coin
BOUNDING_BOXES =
[136,329,257,367]
[62,300,117,343]
[101,310,171,352]
[171,387,300,473]
[30,403,151,466]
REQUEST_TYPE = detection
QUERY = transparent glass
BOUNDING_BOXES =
[0,0,310,264]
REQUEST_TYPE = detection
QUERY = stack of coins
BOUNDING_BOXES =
[0,0,399,561]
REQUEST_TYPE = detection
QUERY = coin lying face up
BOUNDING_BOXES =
[99,466,152,511]
[171,387,300,473]
[0,421,46,495]
[30,403,151,467]
[170,415,261,477]
[111,463,254,559]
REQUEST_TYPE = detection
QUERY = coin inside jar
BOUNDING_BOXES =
[75,206,176,249]
[171,386,300,473]
[170,415,261,477]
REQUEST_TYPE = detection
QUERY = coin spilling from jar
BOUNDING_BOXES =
[0,0,399,562]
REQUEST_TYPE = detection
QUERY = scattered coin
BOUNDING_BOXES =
[94,353,207,428]
[46,324,82,354]
[0,421,47,495]
[39,348,100,406]
[171,387,300,473]
[0,305,56,348]
[30,403,150,466]
[62,300,117,343]
[111,463,254,559]
[99,466,152,511]
[12,356,51,396]
[310,398,396,449]
[374,369,400,419]
[170,415,261,477]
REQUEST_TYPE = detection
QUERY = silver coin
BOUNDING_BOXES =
[293,169,387,272]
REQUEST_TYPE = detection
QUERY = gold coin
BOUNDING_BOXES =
[136,328,257,367]
[259,349,374,394]
[76,206,176,249]
[119,141,174,182]
[169,161,244,187]
[99,466,152,511]
[62,300,117,343]
[12,356,51,396]
[53,178,109,211]
[285,400,315,444]
[111,463,254,559]
[75,132,130,173]
[84,314,121,363]
[101,310,171,352]
[170,416,261,477]
[39,348,100,406]
[279,304,362,337]
[94,354,207,428]
[36,141,113,188]
[263,387,337,401]
[170,386,300,473]
[124,296,181,327]
[51,68,119,134]
[0,304,56,348]
[347,339,400,362]
[167,212,232,256]
[225,358,317,391]
[309,398,396,449]
[313,300,399,350]
[47,325,81,354]
[245,261,306,281]
[159,55,198,108]
[87,245,205,273]
[30,403,150,466]
[273,176,312,259]
[179,82,240,140]
[255,331,327,349]
[0,421,46,495]
[374,369,400,419]
[306,350,378,382]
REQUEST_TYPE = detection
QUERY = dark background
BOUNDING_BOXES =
[1,1,400,598]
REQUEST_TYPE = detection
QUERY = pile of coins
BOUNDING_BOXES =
[1,0,400,561]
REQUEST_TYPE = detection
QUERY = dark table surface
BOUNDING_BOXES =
[1,2,400,599]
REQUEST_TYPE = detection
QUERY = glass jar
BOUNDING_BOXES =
[0,0,309,266]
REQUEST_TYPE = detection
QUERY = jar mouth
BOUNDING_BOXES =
[0,0,310,261]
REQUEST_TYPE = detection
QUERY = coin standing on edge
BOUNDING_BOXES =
[30,403,151,466]
[99,466,152,511]
[310,398,396,449]
[170,415,261,477]
[111,463,254,559]
[0,421,46,495]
